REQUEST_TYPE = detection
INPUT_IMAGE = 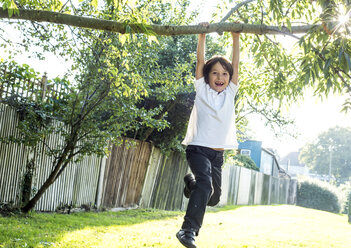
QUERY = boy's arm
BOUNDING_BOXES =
[195,33,206,80]
[231,32,240,86]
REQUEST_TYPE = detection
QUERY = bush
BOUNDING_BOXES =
[337,181,351,214]
[296,178,341,213]
[230,154,259,171]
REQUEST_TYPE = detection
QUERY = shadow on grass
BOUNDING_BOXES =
[208,204,245,213]
[0,208,183,247]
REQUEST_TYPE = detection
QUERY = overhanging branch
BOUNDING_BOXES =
[0,8,320,35]
[220,0,256,22]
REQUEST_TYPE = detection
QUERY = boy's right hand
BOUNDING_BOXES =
[199,22,209,35]
[199,22,210,27]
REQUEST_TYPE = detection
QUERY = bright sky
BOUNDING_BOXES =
[1,1,351,159]
[250,92,351,157]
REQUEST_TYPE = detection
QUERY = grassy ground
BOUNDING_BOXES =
[1,205,350,248]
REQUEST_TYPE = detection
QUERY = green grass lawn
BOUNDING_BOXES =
[1,205,350,248]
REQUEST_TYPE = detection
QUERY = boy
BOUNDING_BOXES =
[176,29,240,248]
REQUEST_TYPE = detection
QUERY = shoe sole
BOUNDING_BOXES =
[176,232,196,248]
[184,186,190,198]
[183,174,195,199]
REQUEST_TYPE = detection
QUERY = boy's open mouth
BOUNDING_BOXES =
[215,82,224,86]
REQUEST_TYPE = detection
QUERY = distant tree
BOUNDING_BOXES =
[299,126,351,184]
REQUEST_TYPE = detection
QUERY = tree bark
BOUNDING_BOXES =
[21,168,59,213]
[0,8,321,36]
[21,138,76,213]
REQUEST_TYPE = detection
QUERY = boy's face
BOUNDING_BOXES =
[208,62,230,93]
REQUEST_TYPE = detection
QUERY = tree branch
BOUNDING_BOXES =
[220,0,256,23]
[0,8,321,35]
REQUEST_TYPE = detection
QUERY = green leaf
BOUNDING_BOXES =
[324,59,332,73]
[125,25,132,34]
[314,62,319,78]
[344,53,351,72]
[119,34,127,45]
[126,0,136,8]
[338,47,344,62]
[91,0,98,8]
[311,67,316,82]
[147,35,159,45]
[304,70,310,85]
[4,0,19,17]
[286,18,291,31]
[326,78,332,89]
[8,8,13,17]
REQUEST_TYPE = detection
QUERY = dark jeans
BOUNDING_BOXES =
[181,145,224,234]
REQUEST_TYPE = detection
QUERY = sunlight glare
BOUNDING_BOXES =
[337,4,350,25]
[338,13,349,25]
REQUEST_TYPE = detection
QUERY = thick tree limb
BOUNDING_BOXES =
[0,8,319,35]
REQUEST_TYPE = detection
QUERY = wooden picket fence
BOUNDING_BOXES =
[100,139,153,208]
[0,102,297,212]
[0,61,69,102]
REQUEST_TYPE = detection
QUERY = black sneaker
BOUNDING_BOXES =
[183,173,196,198]
[176,229,196,248]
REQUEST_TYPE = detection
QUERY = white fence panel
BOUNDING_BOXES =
[236,167,252,205]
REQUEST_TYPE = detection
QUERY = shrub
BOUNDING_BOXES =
[337,181,351,214]
[296,178,341,213]
[230,154,259,171]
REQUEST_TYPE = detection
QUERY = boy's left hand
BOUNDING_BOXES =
[231,32,240,38]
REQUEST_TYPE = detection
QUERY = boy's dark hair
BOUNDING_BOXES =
[203,56,233,84]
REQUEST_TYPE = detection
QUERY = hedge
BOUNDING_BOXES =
[296,178,341,213]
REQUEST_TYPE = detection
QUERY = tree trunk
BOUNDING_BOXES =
[21,141,75,213]
[0,8,322,36]
[21,169,58,213]
[21,158,35,205]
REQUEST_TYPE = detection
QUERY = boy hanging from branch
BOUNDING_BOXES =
[176,22,241,248]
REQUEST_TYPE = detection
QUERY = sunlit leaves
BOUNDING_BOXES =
[0,0,65,11]
[298,22,351,100]
[147,35,159,44]
[213,0,350,116]
[1,0,18,16]
[1,0,351,147]
[90,0,98,8]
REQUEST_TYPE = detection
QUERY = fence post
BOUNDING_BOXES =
[0,64,7,100]
[40,72,48,101]
[348,191,351,223]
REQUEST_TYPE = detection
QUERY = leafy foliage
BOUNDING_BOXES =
[226,153,259,171]
[1,0,351,211]
[297,178,341,213]
[126,34,227,152]
[0,0,205,212]
[212,0,351,134]
[337,180,351,214]
[1,0,350,136]
[299,126,351,184]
